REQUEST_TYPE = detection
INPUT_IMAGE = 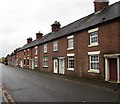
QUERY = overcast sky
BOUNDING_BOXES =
[0,0,119,57]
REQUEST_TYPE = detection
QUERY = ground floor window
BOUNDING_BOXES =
[27,59,29,66]
[90,55,99,70]
[88,51,100,73]
[34,57,38,67]
[67,57,74,70]
[43,56,48,67]
[23,59,26,65]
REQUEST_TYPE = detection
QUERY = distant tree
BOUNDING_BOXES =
[4,54,9,65]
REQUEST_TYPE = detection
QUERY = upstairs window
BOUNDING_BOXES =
[44,44,47,53]
[35,46,38,55]
[88,28,99,47]
[53,41,58,52]
[67,35,74,50]
[24,51,26,56]
[27,49,29,56]
[90,32,98,44]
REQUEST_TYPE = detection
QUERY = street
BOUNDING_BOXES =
[1,63,118,102]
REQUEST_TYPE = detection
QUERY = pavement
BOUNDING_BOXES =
[1,63,120,102]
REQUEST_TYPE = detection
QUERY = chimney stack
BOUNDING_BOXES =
[27,37,32,44]
[94,0,109,12]
[36,31,43,39]
[51,21,61,32]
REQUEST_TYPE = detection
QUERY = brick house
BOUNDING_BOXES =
[8,0,120,83]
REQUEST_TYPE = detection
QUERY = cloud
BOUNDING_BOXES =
[0,25,16,34]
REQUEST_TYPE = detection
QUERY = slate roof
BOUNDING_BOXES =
[18,1,120,52]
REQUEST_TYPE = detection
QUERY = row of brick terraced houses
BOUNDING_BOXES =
[8,0,120,83]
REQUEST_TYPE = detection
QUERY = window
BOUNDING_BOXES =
[88,28,98,47]
[90,32,98,44]
[88,51,100,73]
[27,49,29,56]
[90,55,99,70]
[44,44,47,53]
[43,56,48,67]
[35,46,38,55]
[34,57,38,67]
[67,56,74,71]
[27,59,29,66]
[68,57,74,68]
[24,51,26,56]
[53,41,58,52]
[67,35,74,50]
[23,59,26,65]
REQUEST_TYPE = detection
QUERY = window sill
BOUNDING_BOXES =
[53,50,58,52]
[88,43,99,47]
[67,48,74,51]
[88,69,100,73]
[43,66,48,68]
[67,68,74,71]
[44,52,47,54]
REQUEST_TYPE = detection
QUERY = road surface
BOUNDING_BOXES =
[1,64,119,102]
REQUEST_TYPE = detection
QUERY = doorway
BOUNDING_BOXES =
[53,59,58,73]
[59,59,65,74]
[109,58,117,81]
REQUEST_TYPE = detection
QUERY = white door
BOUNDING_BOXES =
[59,59,65,74]
[20,60,23,68]
[31,60,34,69]
[53,59,58,73]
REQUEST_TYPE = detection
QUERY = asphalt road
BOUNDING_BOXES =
[1,63,118,102]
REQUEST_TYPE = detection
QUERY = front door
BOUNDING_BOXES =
[59,59,65,74]
[109,58,117,81]
[20,60,23,68]
[53,59,58,73]
[31,60,34,70]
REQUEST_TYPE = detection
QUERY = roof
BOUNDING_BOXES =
[18,1,120,52]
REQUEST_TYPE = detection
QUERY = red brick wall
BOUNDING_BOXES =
[15,19,119,80]
[76,19,120,79]
[39,35,78,76]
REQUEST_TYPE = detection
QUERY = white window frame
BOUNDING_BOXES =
[88,51,100,73]
[53,41,58,52]
[88,28,99,47]
[44,44,47,53]
[34,57,38,67]
[27,49,29,56]
[43,57,48,67]
[67,53,74,71]
[67,35,74,50]
[35,46,38,55]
